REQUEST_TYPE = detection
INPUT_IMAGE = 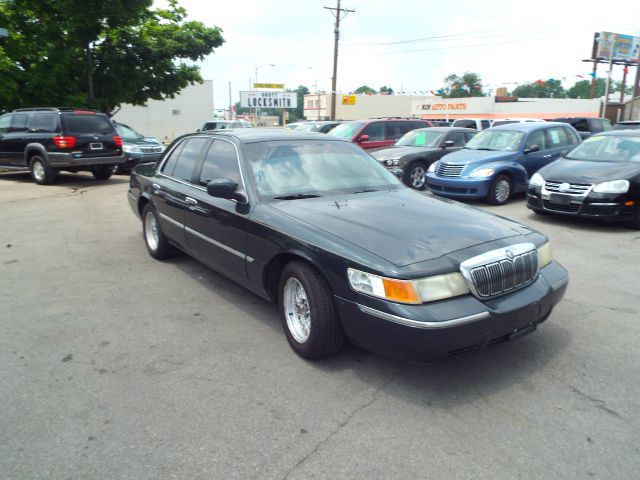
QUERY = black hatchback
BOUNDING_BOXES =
[0,107,124,184]
[527,130,640,228]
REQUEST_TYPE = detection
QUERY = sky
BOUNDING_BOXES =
[160,0,640,111]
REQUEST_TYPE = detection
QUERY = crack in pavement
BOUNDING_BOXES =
[0,187,89,205]
[281,368,401,480]
[569,385,623,419]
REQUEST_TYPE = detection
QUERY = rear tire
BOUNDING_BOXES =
[278,261,344,359]
[30,155,56,185]
[92,166,114,180]
[404,161,427,190]
[142,204,177,259]
[486,174,512,205]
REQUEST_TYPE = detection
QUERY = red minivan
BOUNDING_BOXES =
[327,118,433,150]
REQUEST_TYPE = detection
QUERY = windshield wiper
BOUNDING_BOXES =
[273,193,322,200]
[351,188,379,194]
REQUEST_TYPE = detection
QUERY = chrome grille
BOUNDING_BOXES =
[460,243,538,299]
[544,181,591,195]
[436,163,464,177]
[140,146,163,154]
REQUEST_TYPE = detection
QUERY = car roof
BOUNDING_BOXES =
[194,127,349,144]
[489,121,570,131]
[594,130,640,137]
[411,126,476,132]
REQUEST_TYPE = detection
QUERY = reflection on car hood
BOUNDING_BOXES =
[123,138,162,146]
[439,149,515,164]
[371,146,437,160]
[271,189,530,267]
[541,159,640,183]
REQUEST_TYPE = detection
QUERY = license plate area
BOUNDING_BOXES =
[549,193,571,205]
[90,142,103,150]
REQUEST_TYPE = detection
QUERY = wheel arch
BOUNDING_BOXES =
[263,250,333,304]
[24,144,48,165]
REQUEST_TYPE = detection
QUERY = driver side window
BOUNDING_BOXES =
[360,122,384,141]
[197,139,241,187]
[525,130,546,150]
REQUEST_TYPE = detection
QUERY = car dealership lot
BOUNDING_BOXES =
[1,172,639,479]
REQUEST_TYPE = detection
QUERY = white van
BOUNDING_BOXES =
[450,118,493,130]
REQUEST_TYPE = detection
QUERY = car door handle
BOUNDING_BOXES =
[185,197,198,206]
[543,154,552,159]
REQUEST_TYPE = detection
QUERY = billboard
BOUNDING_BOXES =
[240,91,297,109]
[597,32,640,62]
[341,95,356,105]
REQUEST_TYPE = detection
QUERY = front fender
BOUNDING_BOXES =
[479,161,528,189]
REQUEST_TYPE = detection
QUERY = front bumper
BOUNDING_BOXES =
[48,152,125,168]
[426,173,492,199]
[121,152,163,169]
[526,188,637,222]
[335,261,568,361]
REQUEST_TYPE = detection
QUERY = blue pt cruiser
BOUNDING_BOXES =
[426,122,581,204]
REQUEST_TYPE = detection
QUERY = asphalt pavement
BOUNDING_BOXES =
[1,171,639,479]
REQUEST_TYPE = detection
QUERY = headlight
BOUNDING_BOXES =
[347,268,469,304]
[427,162,437,173]
[385,158,400,166]
[537,241,553,268]
[592,179,629,194]
[123,144,141,153]
[469,168,495,178]
[529,172,544,187]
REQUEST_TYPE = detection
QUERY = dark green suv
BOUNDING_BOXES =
[0,107,125,184]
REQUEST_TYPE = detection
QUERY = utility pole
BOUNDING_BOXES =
[325,0,354,120]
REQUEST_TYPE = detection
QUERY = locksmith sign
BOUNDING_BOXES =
[240,91,297,109]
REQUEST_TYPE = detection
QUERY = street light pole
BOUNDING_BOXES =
[254,63,275,127]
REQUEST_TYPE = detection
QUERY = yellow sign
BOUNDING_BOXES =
[253,83,285,90]
[341,95,356,105]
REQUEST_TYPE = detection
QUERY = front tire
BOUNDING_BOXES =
[30,155,56,185]
[92,166,114,180]
[404,161,427,190]
[278,261,344,359]
[142,204,177,259]
[486,174,512,205]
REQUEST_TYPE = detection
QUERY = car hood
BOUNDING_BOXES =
[270,189,531,267]
[540,158,640,183]
[371,146,437,160]
[122,137,162,146]
[439,149,515,164]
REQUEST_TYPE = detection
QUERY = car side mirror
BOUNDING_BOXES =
[207,179,247,203]
[358,134,370,142]
[442,140,455,148]
[524,145,540,154]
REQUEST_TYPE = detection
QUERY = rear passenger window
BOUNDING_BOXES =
[546,127,571,148]
[386,123,405,140]
[171,137,209,182]
[453,120,476,129]
[481,120,491,130]
[197,140,241,186]
[571,119,590,132]
[29,114,59,133]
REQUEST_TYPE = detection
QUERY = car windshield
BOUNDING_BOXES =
[115,124,143,140]
[326,121,365,140]
[244,140,401,198]
[396,130,443,147]
[465,130,524,151]
[295,123,318,131]
[565,135,640,162]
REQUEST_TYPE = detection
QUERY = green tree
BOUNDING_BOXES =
[354,85,376,95]
[512,79,566,98]
[379,86,394,95]
[0,0,224,114]
[442,72,485,98]
[291,85,309,120]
